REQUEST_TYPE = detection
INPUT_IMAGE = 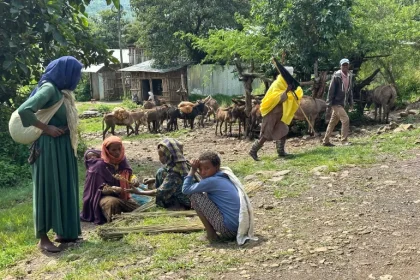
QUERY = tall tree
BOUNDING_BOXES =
[130,0,251,66]
[343,0,420,98]
[251,0,352,80]
[89,8,130,49]
[0,0,119,105]
[191,20,273,136]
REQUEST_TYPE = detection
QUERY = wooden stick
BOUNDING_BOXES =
[98,223,204,240]
[122,210,197,218]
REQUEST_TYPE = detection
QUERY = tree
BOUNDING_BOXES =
[0,0,119,105]
[130,0,251,66]
[251,0,352,80]
[191,20,273,137]
[89,8,130,49]
[343,0,420,99]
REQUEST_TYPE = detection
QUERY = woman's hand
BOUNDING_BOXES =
[129,177,140,188]
[123,186,139,194]
[44,125,65,137]
[280,84,294,102]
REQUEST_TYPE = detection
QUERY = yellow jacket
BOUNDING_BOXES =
[260,75,303,125]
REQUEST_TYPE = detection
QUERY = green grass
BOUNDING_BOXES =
[0,180,36,270]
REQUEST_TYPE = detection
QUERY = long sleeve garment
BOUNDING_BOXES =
[17,83,80,239]
[183,172,240,232]
[80,159,132,224]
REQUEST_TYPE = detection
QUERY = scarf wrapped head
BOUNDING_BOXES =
[101,136,131,200]
[101,136,126,165]
[29,56,83,98]
[158,138,189,176]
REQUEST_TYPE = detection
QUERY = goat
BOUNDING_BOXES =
[293,96,327,135]
[215,107,233,136]
[102,111,136,140]
[166,106,180,131]
[249,100,262,139]
[144,105,169,133]
[203,95,219,122]
[366,84,397,123]
[178,102,206,129]
[198,104,211,127]
[130,110,148,134]
[231,99,248,139]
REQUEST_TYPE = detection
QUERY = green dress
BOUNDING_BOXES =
[18,83,81,239]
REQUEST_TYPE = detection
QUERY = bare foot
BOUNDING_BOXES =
[198,233,219,242]
[38,241,61,253]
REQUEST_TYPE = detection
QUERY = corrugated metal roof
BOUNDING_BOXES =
[119,60,187,73]
[82,64,105,73]
[82,49,130,73]
[108,49,130,64]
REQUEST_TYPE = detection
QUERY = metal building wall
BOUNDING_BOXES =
[187,64,261,96]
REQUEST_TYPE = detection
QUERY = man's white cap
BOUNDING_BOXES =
[340,58,350,65]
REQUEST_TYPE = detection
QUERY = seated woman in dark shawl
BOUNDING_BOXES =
[127,138,191,210]
[80,136,140,224]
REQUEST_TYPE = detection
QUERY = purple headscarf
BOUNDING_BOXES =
[29,56,83,98]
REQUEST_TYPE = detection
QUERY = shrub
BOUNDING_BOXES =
[97,104,112,114]
[74,74,91,102]
[121,98,139,110]
[0,160,31,187]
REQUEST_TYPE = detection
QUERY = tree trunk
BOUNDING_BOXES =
[311,71,327,99]
[378,60,399,95]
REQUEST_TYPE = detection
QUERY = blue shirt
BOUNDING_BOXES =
[182,171,240,231]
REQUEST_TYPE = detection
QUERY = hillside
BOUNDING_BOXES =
[85,0,133,18]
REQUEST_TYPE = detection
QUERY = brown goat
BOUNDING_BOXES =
[130,110,148,134]
[293,96,327,135]
[366,84,397,123]
[231,99,248,139]
[203,95,219,122]
[144,105,169,133]
[249,100,262,139]
[215,107,233,136]
[102,112,136,140]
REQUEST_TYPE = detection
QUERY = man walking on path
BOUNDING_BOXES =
[323,58,354,147]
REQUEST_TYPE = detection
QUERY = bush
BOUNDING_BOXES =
[121,98,139,110]
[77,130,88,159]
[75,74,91,102]
[0,160,31,187]
[97,104,112,114]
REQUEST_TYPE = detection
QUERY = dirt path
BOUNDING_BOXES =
[5,111,420,280]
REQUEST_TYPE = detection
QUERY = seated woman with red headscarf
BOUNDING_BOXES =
[80,136,140,224]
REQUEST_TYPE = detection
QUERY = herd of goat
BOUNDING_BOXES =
[101,84,398,140]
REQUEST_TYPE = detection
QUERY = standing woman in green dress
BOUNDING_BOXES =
[18,56,83,252]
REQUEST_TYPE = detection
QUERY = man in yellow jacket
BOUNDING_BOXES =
[249,75,303,161]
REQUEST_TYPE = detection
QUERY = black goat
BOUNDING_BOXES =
[167,106,180,131]
[178,102,206,129]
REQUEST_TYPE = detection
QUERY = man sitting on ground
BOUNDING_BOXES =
[182,151,257,245]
